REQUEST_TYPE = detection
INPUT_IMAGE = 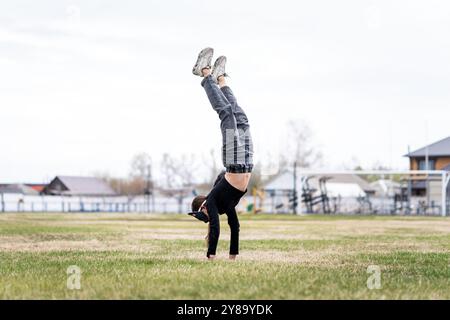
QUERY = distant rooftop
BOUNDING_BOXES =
[0,184,39,195]
[405,136,450,157]
[42,176,116,196]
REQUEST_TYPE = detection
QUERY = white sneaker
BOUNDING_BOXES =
[211,56,227,83]
[192,47,214,76]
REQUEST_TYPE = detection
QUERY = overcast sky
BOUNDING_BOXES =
[1,0,450,183]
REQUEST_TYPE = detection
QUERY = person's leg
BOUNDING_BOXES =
[218,77,249,131]
[201,69,238,134]
[217,76,254,172]
[200,62,253,173]
[201,69,239,169]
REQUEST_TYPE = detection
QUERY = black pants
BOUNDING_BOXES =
[201,75,254,173]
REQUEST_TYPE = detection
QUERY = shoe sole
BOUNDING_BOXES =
[192,48,214,76]
[211,56,227,83]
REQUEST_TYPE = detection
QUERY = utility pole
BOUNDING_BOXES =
[425,121,430,210]
[145,163,151,213]
[293,161,297,214]
[407,145,412,214]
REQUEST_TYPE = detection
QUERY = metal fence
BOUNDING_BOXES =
[0,194,193,214]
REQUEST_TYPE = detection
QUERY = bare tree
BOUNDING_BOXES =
[129,153,153,191]
[161,153,177,189]
[160,153,199,213]
[160,153,199,189]
[130,153,152,179]
[95,173,128,196]
[280,119,323,169]
[97,154,155,204]
[129,153,154,210]
[201,148,220,185]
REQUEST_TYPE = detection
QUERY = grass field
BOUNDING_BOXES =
[0,213,449,299]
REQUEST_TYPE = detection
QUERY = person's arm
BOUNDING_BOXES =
[226,206,240,259]
[206,200,220,259]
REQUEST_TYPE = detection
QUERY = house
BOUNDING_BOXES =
[42,176,117,196]
[405,136,450,196]
[406,136,450,171]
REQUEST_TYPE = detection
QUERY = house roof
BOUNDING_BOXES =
[44,176,116,196]
[0,184,40,195]
[369,179,401,196]
[263,169,295,191]
[405,136,450,157]
[26,184,46,192]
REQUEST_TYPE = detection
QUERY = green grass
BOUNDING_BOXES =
[0,213,449,299]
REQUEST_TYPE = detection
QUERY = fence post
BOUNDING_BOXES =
[1,193,4,212]
[443,172,449,217]
[298,174,303,215]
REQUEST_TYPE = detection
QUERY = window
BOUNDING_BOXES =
[418,159,436,170]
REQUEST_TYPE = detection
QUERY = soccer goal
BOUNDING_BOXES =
[263,170,450,216]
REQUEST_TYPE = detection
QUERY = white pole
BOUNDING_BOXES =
[442,172,446,217]
[443,172,450,217]
[447,173,450,217]
[290,169,444,175]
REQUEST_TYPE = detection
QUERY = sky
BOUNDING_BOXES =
[1,0,450,184]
